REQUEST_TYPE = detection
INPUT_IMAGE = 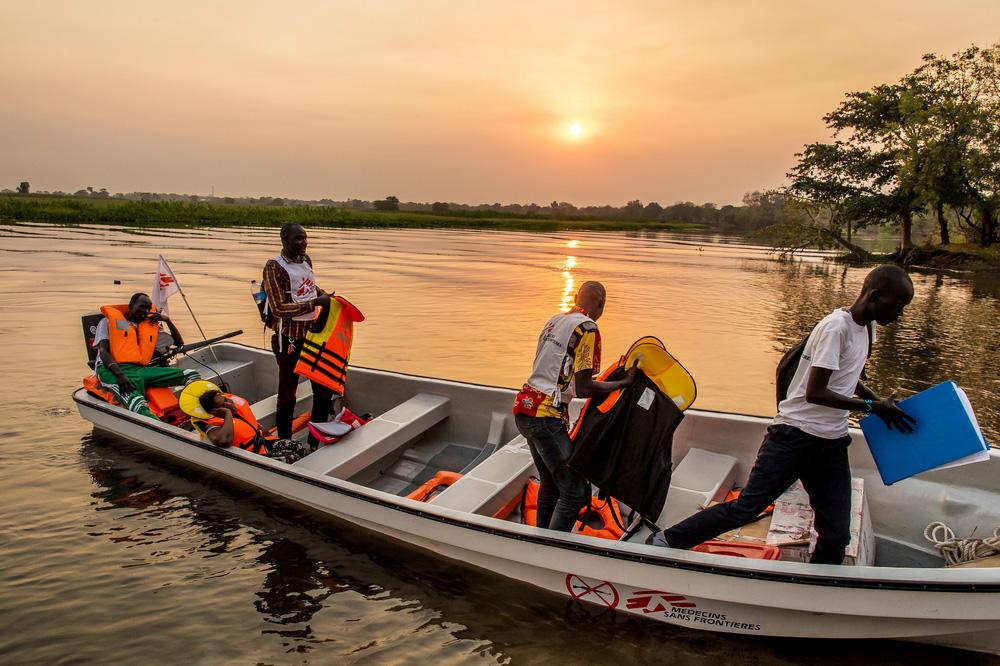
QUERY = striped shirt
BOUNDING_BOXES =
[262,254,324,341]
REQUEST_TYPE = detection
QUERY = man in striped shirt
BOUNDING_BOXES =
[262,223,334,446]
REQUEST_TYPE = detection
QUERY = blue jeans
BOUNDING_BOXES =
[657,424,852,564]
[515,413,590,532]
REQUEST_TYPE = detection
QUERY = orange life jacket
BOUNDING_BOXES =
[294,296,364,395]
[576,497,626,540]
[407,471,464,502]
[194,394,270,455]
[723,488,774,516]
[522,478,540,527]
[82,375,186,425]
[83,373,118,404]
[100,304,159,366]
[267,411,312,438]
[520,478,625,540]
[406,471,522,519]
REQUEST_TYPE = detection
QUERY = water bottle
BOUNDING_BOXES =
[250,279,266,305]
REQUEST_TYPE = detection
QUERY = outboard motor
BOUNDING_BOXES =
[81,312,103,369]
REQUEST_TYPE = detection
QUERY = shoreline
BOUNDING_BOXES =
[0,195,701,233]
[834,244,1000,274]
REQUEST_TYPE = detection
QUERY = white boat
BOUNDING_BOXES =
[73,342,1000,655]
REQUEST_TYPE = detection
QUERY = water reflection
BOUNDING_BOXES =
[560,254,577,311]
[80,434,506,661]
[254,538,334,644]
[764,262,1000,437]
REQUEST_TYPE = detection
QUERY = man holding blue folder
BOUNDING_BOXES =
[651,265,917,564]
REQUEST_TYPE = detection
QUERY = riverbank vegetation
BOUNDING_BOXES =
[0,188,792,234]
[768,43,1000,261]
[0,195,703,232]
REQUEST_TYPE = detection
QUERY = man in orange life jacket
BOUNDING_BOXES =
[262,223,335,447]
[513,281,638,532]
[94,292,200,419]
[184,383,311,464]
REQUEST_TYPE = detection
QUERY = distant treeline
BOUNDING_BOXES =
[1,190,788,234]
[0,195,707,232]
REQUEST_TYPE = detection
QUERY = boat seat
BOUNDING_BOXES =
[176,357,256,397]
[430,435,535,516]
[292,393,450,478]
[656,447,739,527]
[458,410,508,473]
[250,381,312,430]
[250,381,311,420]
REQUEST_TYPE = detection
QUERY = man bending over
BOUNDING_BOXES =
[650,265,916,564]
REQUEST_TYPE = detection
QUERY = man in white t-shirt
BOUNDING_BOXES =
[650,265,916,564]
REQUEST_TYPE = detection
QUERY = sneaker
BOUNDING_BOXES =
[645,531,671,548]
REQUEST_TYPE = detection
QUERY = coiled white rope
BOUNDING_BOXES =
[924,522,1000,566]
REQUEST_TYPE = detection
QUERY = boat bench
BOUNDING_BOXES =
[177,357,256,398]
[250,381,312,430]
[430,435,535,516]
[656,447,739,527]
[293,393,451,478]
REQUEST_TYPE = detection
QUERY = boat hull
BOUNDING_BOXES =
[74,346,1000,655]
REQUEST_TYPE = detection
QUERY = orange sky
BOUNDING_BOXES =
[2,1,999,206]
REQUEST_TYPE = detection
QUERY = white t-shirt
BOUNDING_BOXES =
[773,308,873,439]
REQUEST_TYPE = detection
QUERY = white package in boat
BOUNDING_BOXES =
[765,478,874,566]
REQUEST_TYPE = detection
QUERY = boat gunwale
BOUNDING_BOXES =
[73,386,1000,594]
[185,341,794,423]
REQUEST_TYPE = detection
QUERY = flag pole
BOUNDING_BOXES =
[178,289,219,363]
[160,255,219,363]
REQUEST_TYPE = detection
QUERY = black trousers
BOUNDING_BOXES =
[272,334,334,445]
[661,424,853,565]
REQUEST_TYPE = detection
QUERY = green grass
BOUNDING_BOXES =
[0,195,700,233]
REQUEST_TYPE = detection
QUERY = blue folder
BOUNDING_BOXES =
[859,380,989,485]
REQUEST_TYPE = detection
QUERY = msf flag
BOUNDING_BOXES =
[152,255,181,315]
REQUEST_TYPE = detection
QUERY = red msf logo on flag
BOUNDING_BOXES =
[152,255,181,314]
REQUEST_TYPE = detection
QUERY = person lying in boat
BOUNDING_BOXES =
[649,265,917,564]
[179,380,311,464]
[93,292,201,419]
[513,281,638,532]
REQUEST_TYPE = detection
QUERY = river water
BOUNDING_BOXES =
[0,223,997,664]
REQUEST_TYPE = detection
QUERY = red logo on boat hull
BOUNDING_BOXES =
[565,574,619,609]
[625,590,697,613]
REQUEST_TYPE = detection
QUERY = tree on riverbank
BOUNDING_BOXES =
[781,43,1000,251]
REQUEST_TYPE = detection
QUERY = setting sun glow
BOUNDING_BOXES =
[568,122,585,139]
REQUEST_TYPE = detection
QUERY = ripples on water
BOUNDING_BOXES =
[0,223,997,664]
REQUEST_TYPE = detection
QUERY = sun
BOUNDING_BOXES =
[568,122,585,139]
